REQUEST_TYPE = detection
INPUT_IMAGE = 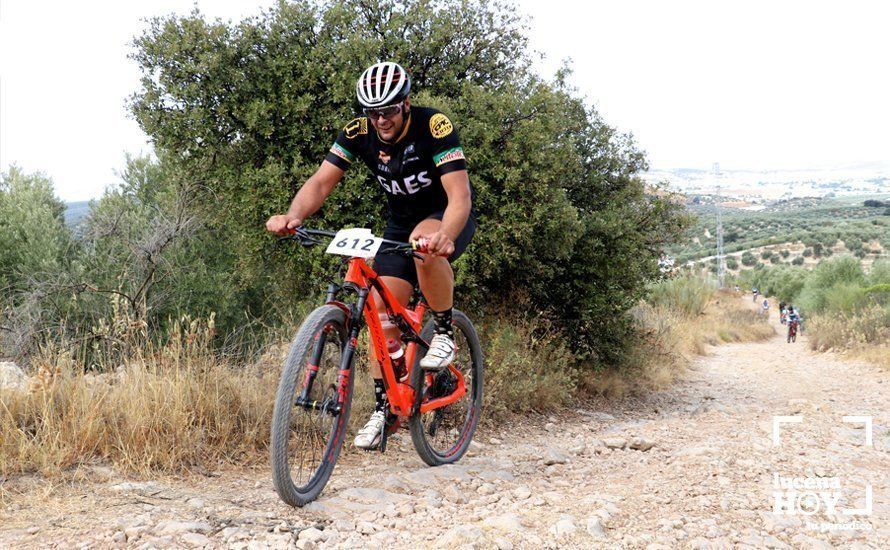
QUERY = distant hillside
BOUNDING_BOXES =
[668,194,890,271]
[64,201,91,228]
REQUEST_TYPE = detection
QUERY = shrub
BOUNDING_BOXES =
[741,251,757,266]
[792,256,805,266]
[646,275,716,317]
[127,0,691,365]
[796,256,866,315]
[780,249,790,258]
[0,166,70,293]
[761,250,773,260]
[808,305,890,353]
[481,316,577,419]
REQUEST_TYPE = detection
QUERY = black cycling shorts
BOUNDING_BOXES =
[373,212,476,286]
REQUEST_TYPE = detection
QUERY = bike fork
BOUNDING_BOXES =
[331,288,369,410]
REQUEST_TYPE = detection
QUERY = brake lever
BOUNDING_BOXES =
[276,229,321,247]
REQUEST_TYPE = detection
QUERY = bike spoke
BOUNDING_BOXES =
[418,324,476,456]
[287,324,343,489]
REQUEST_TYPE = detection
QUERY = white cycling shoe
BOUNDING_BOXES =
[353,410,386,450]
[420,334,456,371]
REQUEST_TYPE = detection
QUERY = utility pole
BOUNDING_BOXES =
[714,162,726,288]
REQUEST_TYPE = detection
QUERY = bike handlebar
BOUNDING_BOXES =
[277,227,427,259]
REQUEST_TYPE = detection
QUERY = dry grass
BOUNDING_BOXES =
[585,287,775,398]
[656,290,776,358]
[0,282,779,477]
[480,316,577,419]
[1,317,277,477]
[807,305,890,369]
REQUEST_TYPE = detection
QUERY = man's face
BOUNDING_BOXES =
[367,99,410,142]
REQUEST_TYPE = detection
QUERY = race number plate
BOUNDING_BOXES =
[325,228,383,258]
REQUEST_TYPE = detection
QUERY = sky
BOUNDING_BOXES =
[1,1,889,201]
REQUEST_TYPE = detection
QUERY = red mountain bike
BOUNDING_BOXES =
[787,319,799,343]
[270,227,483,507]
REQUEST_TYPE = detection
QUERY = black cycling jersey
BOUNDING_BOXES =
[324,106,474,227]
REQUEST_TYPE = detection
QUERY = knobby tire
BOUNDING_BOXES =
[271,305,352,507]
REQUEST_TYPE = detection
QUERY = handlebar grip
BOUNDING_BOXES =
[411,238,430,253]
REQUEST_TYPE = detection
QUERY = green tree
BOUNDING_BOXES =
[128,0,690,364]
[797,256,865,314]
[0,166,73,356]
[0,166,70,292]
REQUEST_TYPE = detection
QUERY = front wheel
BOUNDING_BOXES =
[271,305,352,507]
[409,309,483,466]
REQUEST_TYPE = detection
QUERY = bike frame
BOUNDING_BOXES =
[315,256,467,418]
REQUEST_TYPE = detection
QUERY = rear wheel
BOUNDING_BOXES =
[409,310,483,466]
[271,305,352,507]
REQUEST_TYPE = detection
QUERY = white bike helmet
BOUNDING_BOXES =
[356,61,411,108]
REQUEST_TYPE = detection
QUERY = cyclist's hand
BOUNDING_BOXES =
[266,214,301,236]
[414,230,454,257]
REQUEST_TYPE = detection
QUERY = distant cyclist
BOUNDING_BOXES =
[761,298,769,316]
[752,287,759,302]
[788,306,803,331]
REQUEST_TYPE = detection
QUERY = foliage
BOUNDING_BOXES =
[646,275,716,317]
[0,166,70,293]
[740,257,889,362]
[0,167,74,356]
[127,0,690,364]
[798,256,865,314]
[481,315,577,418]
[739,264,808,304]
[672,195,889,265]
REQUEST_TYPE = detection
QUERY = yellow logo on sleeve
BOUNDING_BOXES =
[344,117,368,139]
[429,113,453,139]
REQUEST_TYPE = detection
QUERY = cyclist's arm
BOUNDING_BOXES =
[285,160,345,223]
[426,113,470,241]
[439,169,472,241]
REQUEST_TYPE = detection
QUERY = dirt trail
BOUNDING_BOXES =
[2,299,888,549]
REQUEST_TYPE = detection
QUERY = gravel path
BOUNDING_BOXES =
[1,303,887,549]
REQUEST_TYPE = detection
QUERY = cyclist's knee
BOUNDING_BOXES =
[410,218,441,239]
[415,254,450,273]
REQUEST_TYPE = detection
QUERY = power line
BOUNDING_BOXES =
[714,162,726,288]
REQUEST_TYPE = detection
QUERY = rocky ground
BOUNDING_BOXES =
[1,301,887,549]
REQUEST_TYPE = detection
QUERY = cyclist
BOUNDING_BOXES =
[265,61,476,450]
[787,306,803,331]
[752,287,759,302]
[761,297,769,316]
